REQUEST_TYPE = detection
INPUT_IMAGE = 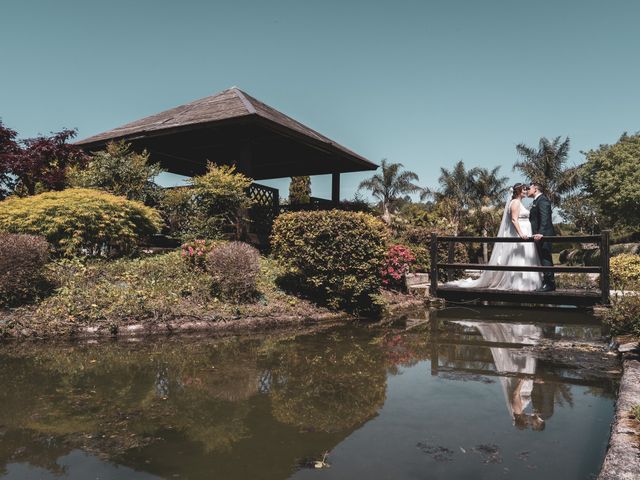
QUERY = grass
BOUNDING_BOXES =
[631,404,640,420]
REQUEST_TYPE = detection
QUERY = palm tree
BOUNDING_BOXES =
[423,162,508,257]
[358,159,421,223]
[470,167,509,262]
[422,160,479,232]
[514,136,580,205]
[472,166,509,208]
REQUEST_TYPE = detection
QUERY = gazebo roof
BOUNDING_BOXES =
[76,87,377,180]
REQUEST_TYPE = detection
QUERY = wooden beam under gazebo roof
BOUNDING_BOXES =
[76,87,377,203]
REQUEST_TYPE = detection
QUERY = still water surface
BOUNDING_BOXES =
[0,308,618,479]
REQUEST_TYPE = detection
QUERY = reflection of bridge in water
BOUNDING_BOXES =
[420,309,617,430]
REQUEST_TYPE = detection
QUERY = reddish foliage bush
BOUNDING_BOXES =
[381,244,416,289]
[205,241,260,302]
[0,233,49,306]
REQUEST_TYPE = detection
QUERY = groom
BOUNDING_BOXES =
[528,182,556,292]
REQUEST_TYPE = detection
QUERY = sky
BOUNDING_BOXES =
[1,0,639,200]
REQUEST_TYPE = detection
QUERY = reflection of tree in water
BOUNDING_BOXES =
[265,332,388,433]
[0,327,440,478]
[0,337,265,461]
[378,332,431,373]
[0,429,69,477]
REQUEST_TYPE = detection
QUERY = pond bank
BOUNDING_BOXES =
[0,289,425,340]
[598,343,640,480]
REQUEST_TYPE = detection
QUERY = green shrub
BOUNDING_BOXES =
[181,239,221,269]
[402,225,469,279]
[159,186,193,239]
[611,254,640,291]
[603,295,640,336]
[206,242,260,302]
[0,233,49,306]
[68,141,164,205]
[0,188,163,256]
[37,252,214,326]
[158,164,253,241]
[271,210,388,314]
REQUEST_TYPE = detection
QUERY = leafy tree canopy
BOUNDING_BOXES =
[358,159,421,223]
[514,136,579,205]
[0,120,86,198]
[581,132,640,229]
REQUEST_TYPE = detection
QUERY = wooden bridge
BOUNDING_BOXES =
[429,232,610,307]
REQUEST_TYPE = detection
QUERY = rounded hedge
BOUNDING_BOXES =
[0,188,163,256]
[271,210,388,314]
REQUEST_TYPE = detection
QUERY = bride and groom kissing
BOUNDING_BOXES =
[450,182,557,292]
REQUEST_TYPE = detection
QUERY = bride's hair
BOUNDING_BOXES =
[511,183,526,199]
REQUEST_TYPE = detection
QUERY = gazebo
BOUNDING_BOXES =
[76,87,377,207]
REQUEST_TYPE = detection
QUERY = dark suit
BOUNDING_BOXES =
[529,194,556,287]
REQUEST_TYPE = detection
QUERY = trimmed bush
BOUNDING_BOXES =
[0,233,49,306]
[0,188,163,256]
[205,242,260,302]
[611,254,640,292]
[271,210,388,314]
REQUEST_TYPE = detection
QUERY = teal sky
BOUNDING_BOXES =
[1,0,639,200]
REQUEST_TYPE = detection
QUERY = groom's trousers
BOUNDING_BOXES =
[536,240,555,287]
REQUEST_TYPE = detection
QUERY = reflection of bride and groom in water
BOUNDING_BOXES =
[452,321,571,431]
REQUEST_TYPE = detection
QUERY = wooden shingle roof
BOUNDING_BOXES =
[76,87,374,170]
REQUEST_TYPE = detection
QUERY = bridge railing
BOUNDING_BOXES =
[429,231,610,305]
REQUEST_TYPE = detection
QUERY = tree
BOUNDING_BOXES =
[288,176,311,204]
[472,166,509,208]
[0,120,87,197]
[424,162,507,257]
[0,122,21,199]
[581,132,640,229]
[68,141,164,205]
[514,136,580,205]
[358,159,421,223]
[559,193,600,234]
[423,160,478,234]
[468,166,509,262]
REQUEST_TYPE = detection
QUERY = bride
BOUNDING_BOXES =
[447,183,542,291]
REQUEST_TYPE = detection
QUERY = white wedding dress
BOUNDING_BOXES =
[447,196,543,291]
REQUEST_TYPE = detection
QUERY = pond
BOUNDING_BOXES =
[0,308,618,480]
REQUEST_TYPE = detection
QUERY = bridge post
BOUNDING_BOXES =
[600,230,610,305]
[430,233,439,297]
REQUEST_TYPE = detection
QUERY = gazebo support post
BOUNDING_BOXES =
[331,173,340,206]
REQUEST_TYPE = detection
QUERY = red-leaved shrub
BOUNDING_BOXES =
[0,233,49,306]
[381,244,416,290]
[205,241,260,302]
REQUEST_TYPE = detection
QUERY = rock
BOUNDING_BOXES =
[618,342,639,353]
